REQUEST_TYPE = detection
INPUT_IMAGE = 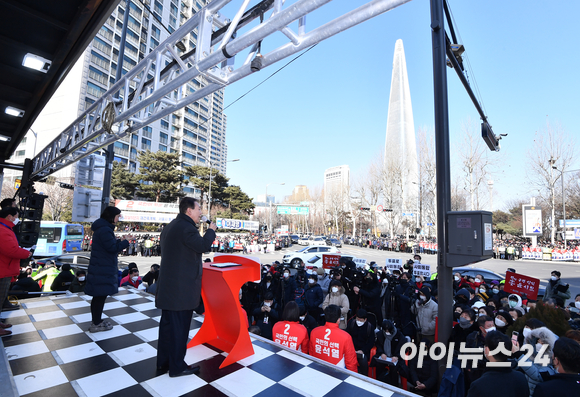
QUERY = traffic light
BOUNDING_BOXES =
[57,182,75,190]
[360,207,370,211]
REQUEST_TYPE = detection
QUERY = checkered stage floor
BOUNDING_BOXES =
[1,287,415,397]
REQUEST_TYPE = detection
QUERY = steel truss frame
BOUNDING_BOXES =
[30,0,411,180]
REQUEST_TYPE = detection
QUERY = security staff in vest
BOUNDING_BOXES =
[156,197,216,377]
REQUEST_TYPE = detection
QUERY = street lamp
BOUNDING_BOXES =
[266,182,285,234]
[552,165,580,249]
[197,153,240,217]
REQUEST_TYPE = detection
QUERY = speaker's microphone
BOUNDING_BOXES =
[201,215,212,225]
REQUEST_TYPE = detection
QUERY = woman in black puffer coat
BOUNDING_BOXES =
[85,206,130,333]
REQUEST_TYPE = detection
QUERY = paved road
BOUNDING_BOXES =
[125,244,580,302]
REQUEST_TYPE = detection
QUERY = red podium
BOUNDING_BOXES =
[187,254,261,368]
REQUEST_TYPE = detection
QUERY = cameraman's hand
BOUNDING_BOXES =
[353,286,360,294]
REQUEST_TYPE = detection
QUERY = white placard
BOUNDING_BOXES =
[353,258,367,268]
[385,258,402,272]
[413,263,432,277]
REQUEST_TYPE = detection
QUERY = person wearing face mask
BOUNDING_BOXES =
[259,268,281,306]
[315,267,331,300]
[508,293,524,311]
[372,319,405,386]
[70,270,87,293]
[543,270,571,303]
[476,284,491,303]
[411,287,438,344]
[449,309,478,347]
[0,207,33,334]
[304,274,323,324]
[533,337,580,397]
[565,293,580,320]
[453,272,466,292]
[512,326,557,396]
[465,316,496,388]
[346,309,375,376]
[322,280,349,329]
[280,267,297,308]
[252,291,279,339]
[121,268,143,288]
[494,309,514,333]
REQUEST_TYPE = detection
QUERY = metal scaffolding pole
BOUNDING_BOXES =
[29,0,411,181]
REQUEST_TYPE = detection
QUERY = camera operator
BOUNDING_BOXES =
[380,271,397,322]
[353,270,381,329]
[395,272,418,338]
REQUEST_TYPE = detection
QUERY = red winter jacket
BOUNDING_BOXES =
[273,321,309,354]
[309,322,358,371]
[0,219,31,279]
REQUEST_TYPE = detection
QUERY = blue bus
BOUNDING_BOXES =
[35,222,85,257]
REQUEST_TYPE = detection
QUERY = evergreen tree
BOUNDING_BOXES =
[184,164,229,206]
[111,161,140,200]
[507,301,571,337]
[223,185,255,215]
[138,151,186,202]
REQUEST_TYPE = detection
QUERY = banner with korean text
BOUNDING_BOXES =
[504,271,541,300]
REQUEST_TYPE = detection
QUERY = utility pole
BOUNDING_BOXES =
[430,0,453,376]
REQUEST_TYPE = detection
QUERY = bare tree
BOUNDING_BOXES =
[36,181,74,221]
[454,119,498,211]
[416,126,437,236]
[1,180,18,203]
[526,120,576,243]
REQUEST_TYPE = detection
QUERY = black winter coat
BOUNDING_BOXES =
[466,367,529,397]
[155,213,215,311]
[534,373,580,397]
[85,218,129,297]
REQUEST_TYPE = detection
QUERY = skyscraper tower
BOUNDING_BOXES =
[384,39,418,211]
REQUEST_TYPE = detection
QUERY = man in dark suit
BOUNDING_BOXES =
[155,197,216,377]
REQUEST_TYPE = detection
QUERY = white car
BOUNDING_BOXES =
[308,236,327,246]
[282,245,340,267]
[298,237,310,246]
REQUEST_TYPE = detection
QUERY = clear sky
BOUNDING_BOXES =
[219,0,580,210]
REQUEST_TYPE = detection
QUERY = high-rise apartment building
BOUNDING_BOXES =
[324,165,350,207]
[4,0,228,198]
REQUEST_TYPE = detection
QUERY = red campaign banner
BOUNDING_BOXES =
[504,271,540,300]
[234,243,243,250]
[322,254,341,269]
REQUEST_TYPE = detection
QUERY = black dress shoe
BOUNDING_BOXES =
[169,365,200,378]
[2,302,20,311]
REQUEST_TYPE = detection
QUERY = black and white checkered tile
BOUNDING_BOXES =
[1,288,415,397]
